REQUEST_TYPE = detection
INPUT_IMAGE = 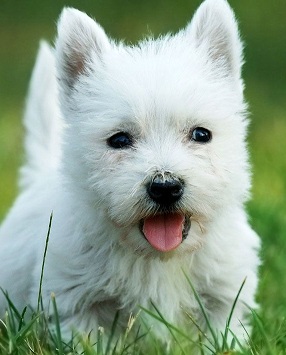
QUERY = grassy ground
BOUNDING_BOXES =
[0,0,286,353]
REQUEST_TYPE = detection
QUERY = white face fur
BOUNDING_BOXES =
[56,0,250,257]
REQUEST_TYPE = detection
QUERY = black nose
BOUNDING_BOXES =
[147,174,184,206]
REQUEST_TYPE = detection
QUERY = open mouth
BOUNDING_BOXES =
[139,213,191,252]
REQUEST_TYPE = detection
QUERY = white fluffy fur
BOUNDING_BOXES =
[0,0,260,346]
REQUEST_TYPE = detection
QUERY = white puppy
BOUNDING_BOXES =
[0,0,260,347]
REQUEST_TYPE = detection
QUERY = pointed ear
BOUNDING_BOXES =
[55,7,111,89]
[187,0,243,79]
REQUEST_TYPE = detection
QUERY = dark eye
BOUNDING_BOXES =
[191,127,212,143]
[107,132,133,149]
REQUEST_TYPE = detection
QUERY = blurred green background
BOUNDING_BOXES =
[0,0,285,338]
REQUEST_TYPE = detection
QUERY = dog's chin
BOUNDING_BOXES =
[138,213,191,253]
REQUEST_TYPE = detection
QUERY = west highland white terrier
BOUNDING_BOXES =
[0,0,260,348]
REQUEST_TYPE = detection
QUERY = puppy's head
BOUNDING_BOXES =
[55,0,250,256]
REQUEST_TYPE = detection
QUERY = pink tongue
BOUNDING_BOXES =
[143,213,184,252]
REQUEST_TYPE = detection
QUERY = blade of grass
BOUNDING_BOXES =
[119,316,150,355]
[182,270,219,350]
[1,288,23,325]
[184,310,213,353]
[18,306,27,332]
[141,305,194,344]
[139,317,162,354]
[250,309,275,355]
[14,314,39,344]
[37,212,53,313]
[111,339,120,355]
[4,311,16,352]
[97,327,104,355]
[121,329,148,355]
[51,292,64,355]
[223,278,247,349]
[227,325,245,351]
[150,302,186,355]
[105,310,120,355]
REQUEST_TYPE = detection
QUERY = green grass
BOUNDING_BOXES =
[0,0,286,353]
[0,276,285,354]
